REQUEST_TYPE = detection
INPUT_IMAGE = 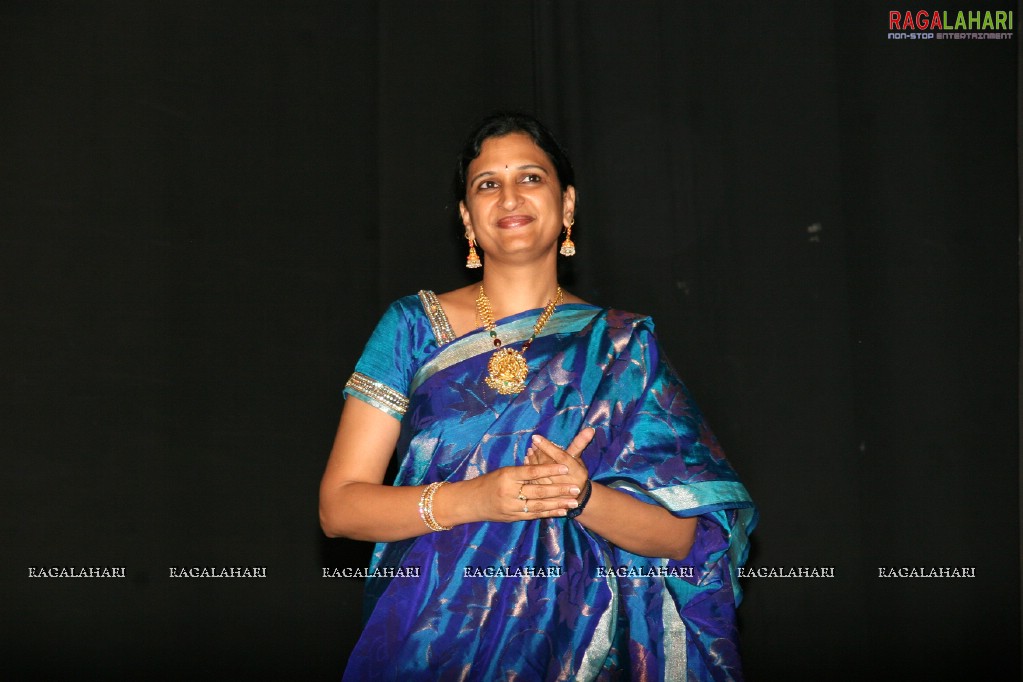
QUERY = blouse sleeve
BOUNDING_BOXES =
[343,299,415,420]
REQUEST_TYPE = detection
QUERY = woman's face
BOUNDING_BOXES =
[459,132,575,265]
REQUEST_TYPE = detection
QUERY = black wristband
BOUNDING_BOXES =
[566,480,592,519]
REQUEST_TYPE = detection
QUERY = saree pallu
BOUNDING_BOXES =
[342,293,756,681]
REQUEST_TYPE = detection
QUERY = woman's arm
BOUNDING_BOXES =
[575,482,697,561]
[527,433,697,561]
[318,398,582,542]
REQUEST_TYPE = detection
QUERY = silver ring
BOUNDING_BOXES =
[522,502,529,513]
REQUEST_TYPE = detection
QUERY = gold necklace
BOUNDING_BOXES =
[476,286,563,394]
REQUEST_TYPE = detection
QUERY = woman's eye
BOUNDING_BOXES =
[522,174,542,183]
[478,180,498,191]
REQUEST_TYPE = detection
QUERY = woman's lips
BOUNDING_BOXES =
[496,215,534,229]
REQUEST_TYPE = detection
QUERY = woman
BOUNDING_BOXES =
[320,112,756,680]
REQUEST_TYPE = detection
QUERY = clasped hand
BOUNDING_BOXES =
[467,428,593,522]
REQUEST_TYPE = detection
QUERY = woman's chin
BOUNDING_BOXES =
[483,248,558,267]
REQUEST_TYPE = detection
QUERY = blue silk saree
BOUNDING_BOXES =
[341,291,756,681]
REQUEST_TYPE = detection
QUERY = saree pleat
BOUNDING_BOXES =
[342,297,756,681]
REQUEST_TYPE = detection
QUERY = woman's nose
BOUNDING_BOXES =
[499,183,521,210]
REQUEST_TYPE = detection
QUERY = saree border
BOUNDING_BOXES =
[408,306,602,395]
[610,479,756,605]
[663,571,689,679]
[578,571,618,680]
[607,479,754,515]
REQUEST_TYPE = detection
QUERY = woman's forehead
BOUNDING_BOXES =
[470,132,553,171]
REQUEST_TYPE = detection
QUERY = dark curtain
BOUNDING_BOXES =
[2,1,1018,679]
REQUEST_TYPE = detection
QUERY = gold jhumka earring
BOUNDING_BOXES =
[466,238,482,268]
[559,218,576,257]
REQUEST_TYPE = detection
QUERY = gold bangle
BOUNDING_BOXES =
[418,481,452,532]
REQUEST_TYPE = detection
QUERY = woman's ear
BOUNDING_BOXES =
[562,186,577,225]
[459,200,474,240]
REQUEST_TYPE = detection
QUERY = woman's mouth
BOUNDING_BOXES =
[496,215,534,229]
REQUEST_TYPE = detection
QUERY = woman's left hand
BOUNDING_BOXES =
[525,428,593,489]
[526,426,697,559]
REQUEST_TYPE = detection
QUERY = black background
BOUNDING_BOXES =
[2,1,1019,679]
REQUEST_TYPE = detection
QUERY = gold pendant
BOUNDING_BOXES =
[485,347,529,394]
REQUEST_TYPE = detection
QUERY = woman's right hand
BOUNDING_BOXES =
[323,398,582,539]
[448,462,582,523]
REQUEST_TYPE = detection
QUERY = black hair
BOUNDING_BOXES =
[454,111,575,201]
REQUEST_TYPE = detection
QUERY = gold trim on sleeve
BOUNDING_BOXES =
[418,290,456,346]
[345,372,409,417]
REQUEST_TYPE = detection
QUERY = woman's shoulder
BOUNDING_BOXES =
[362,290,455,362]
[368,293,424,329]
[433,284,477,309]
[601,307,654,331]
[379,290,448,317]
[431,285,478,339]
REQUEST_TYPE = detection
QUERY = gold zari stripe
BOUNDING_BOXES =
[408,307,602,395]
[345,372,409,416]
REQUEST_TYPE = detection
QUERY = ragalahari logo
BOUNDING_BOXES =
[888,9,1014,40]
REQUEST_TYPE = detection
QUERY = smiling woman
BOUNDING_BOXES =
[319,112,757,680]
[459,132,575,267]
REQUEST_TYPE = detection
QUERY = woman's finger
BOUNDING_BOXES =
[512,497,576,517]
[565,427,595,459]
[517,462,569,482]
[531,436,580,467]
[529,436,589,488]
[525,448,555,483]
[527,483,581,499]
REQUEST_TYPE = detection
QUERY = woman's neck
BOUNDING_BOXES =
[479,264,560,319]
